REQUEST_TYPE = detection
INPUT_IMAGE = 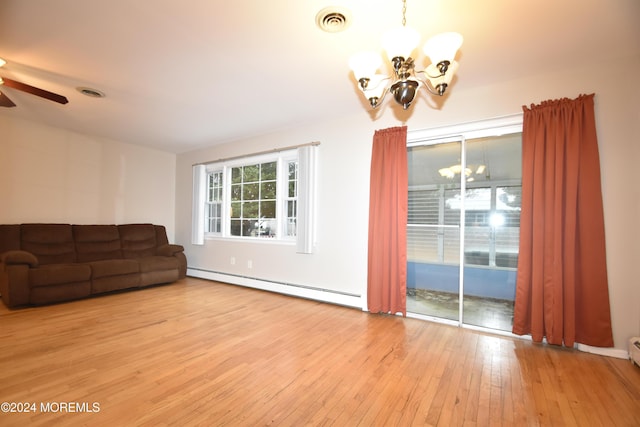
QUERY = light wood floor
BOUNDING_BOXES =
[1,278,639,426]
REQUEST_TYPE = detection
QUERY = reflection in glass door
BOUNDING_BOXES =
[406,133,522,332]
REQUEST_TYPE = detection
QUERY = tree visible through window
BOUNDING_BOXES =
[230,161,277,237]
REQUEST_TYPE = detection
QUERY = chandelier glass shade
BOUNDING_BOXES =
[348,1,463,110]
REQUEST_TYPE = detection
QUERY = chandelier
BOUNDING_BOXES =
[348,0,463,110]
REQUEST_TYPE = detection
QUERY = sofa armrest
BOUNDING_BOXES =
[156,244,185,257]
[1,250,39,267]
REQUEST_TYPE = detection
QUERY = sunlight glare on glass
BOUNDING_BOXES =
[490,212,505,227]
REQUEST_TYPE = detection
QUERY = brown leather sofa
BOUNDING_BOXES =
[0,223,187,308]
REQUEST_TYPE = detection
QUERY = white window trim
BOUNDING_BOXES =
[406,113,523,146]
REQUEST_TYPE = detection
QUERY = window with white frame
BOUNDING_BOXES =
[202,151,300,241]
[285,161,298,237]
[205,171,223,234]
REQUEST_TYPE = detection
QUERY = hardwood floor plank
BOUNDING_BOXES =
[1,278,639,426]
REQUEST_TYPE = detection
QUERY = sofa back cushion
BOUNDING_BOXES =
[0,224,21,254]
[73,225,124,263]
[21,224,76,265]
[118,224,157,259]
[154,225,169,246]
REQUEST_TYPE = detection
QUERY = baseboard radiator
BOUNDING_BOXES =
[187,268,363,309]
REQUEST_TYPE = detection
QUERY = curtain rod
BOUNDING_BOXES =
[193,141,320,166]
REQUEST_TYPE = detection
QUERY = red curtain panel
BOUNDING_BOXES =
[512,94,614,347]
[367,126,408,316]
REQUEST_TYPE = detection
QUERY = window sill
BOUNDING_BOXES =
[204,235,296,246]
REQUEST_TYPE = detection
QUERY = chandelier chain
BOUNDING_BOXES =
[401,0,407,26]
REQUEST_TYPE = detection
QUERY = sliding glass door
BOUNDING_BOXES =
[407,131,522,332]
[406,140,462,322]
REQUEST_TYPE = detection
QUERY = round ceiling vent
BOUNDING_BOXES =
[76,87,106,98]
[316,6,351,33]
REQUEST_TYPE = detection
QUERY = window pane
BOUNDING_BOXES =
[230,202,241,218]
[289,162,297,180]
[444,189,462,226]
[262,201,276,218]
[212,218,221,233]
[243,183,259,200]
[232,167,242,184]
[261,181,277,199]
[207,204,221,233]
[212,203,222,219]
[443,228,460,264]
[231,184,242,201]
[243,164,260,182]
[230,219,243,236]
[408,189,440,225]
[463,188,491,266]
[287,219,296,237]
[255,218,276,237]
[261,161,277,180]
[495,186,521,268]
[407,227,438,262]
[242,201,259,218]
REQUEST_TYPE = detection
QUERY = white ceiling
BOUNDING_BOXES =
[0,0,638,154]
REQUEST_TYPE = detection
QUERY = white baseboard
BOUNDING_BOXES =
[187,268,363,309]
[576,343,630,360]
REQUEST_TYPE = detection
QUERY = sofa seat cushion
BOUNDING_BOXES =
[88,259,140,279]
[30,282,91,305]
[137,256,179,273]
[29,264,92,288]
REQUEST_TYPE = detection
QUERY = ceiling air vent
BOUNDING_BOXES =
[76,87,105,98]
[316,6,351,33]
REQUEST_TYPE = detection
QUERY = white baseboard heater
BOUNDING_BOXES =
[630,337,640,366]
[187,268,363,309]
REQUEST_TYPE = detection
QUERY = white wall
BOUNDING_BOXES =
[0,116,177,239]
[176,54,640,353]
[176,117,373,302]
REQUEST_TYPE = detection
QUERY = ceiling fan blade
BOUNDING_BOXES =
[0,91,16,107]
[1,77,68,105]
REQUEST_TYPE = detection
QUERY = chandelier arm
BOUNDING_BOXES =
[369,84,392,109]
[372,75,393,88]
[414,72,443,96]
[416,68,445,80]
[359,75,393,108]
